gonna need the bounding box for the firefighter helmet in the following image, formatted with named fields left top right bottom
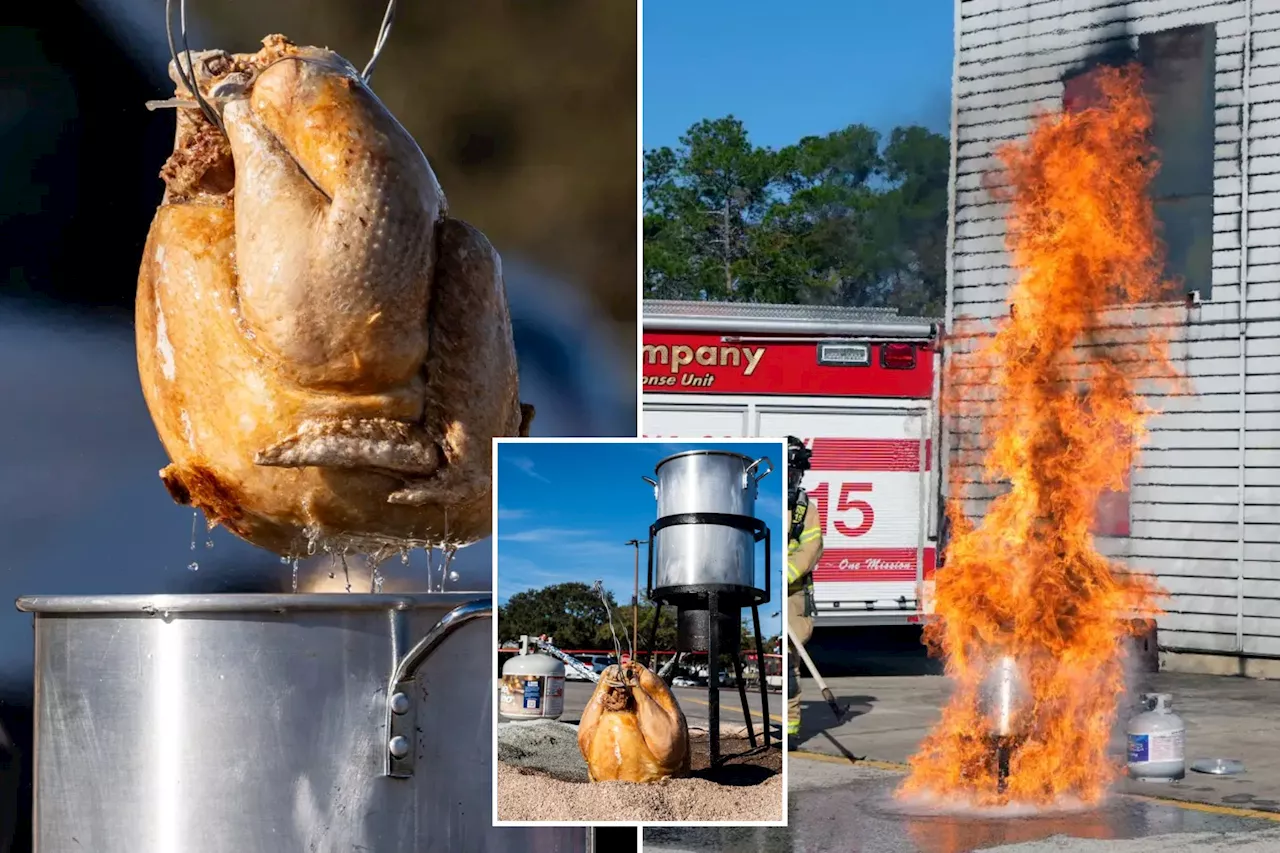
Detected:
left=787, top=436, right=812, bottom=474
left=787, top=436, right=811, bottom=504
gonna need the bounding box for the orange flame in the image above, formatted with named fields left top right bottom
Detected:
left=899, top=65, right=1182, bottom=807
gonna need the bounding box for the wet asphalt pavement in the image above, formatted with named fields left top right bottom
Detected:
left=643, top=760, right=1280, bottom=852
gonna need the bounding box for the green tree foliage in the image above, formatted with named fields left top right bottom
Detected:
left=644, top=116, right=949, bottom=316
left=498, top=582, right=614, bottom=649
left=599, top=604, right=679, bottom=654
left=497, top=583, right=782, bottom=678
left=497, top=583, right=681, bottom=652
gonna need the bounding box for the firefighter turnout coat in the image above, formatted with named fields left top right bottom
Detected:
left=787, top=495, right=823, bottom=647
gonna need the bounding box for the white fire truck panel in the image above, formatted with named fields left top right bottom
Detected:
left=755, top=408, right=931, bottom=619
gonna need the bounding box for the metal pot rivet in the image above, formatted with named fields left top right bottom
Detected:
left=388, top=736, right=411, bottom=759
left=390, top=692, right=411, bottom=715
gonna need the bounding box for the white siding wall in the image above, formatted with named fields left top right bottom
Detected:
left=948, top=0, right=1280, bottom=656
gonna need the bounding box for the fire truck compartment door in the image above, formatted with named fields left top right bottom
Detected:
left=642, top=403, right=749, bottom=438
left=755, top=407, right=930, bottom=615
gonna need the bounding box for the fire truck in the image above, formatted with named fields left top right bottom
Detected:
left=641, top=300, right=943, bottom=627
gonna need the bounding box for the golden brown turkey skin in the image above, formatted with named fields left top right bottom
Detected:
left=136, top=36, right=533, bottom=555
left=577, top=662, right=690, bottom=783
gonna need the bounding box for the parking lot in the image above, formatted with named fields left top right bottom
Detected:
left=646, top=759, right=1280, bottom=852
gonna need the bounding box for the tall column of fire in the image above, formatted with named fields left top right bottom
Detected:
left=900, top=66, right=1181, bottom=807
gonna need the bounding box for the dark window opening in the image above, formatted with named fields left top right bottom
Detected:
left=1062, top=24, right=1217, bottom=302
left=1093, top=470, right=1133, bottom=538
left=1084, top=402, right=1134, bottom=539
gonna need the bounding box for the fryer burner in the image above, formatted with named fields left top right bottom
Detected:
left=989, top=734, right=1026, bottom=794
left=677, top=605, right=741, bottom=654
left=959, top=732, right=1028, bottom=795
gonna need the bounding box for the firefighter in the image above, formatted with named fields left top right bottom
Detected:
left=786, top=435, right=823, bottom=745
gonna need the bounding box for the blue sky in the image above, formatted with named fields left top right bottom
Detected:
left=642, top=0, right=955, bottom=150
left=496, top=441, right=787, bottom=636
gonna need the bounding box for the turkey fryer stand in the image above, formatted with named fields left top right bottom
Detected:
left=641, top=513, right=773, bottom=768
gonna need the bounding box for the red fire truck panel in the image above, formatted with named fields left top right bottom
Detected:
left=643, top=332, right=934, bottom=398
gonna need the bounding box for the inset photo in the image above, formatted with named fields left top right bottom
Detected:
left=492, top=439, right=786, bottom=826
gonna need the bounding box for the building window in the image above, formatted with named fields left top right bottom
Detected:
left=1092, top=418, right=1134, bottom=539
left=1078, top=410, right=1134, bottom=540
left=1062, top=24, right=1217, bottom=302
left=1093, top=470, right=1132, bottom=538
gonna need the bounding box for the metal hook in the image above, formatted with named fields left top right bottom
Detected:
left=164, top=0, right=225, bottom=136
left=361, top=0, right=399, bottom=84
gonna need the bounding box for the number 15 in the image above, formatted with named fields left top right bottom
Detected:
left=808, top=482, right=875, bottom=537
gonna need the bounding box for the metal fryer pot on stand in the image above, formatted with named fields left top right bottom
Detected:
left=640, top=449, right=774, bottom=766
left=17, top=593, right=594, bottom=853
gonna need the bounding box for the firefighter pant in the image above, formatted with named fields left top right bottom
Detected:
left=787, top=588, right=813, bottom=737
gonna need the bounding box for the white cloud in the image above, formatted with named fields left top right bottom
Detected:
left=499, top=526, right=586, bottom=543
left=495, top=555, right=566, bottom=598
left=500, top=527, right=627, bottom=556
left=637, top=442, right=695, bottom=456
left=505, top=455, right=550, bottom=482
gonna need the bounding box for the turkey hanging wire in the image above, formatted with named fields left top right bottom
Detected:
left=595, top=580, right=631, bottom=688
left=149, top=0, right=399, bottom=126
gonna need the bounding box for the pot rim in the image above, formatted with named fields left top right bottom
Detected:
left=654, top=449, right=755, bottom=471
left=15, top=592, right=490, bottom=615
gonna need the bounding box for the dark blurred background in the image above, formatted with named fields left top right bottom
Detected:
left=0, top=1, right=637, bottom=849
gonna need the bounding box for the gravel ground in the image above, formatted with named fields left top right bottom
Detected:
left=497, top=763, right=784, bottom=822
left=496, top=721, right=782, bottom=822
left=497, top=720, right=589, bottom=782
left=688, top=735, right=782, bottom=784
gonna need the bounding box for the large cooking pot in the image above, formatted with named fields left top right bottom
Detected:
left=16, top=593, right=592, bottom=853
left=643, top=449, right=773, bottom=594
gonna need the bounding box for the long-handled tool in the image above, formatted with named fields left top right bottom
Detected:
left=787, top=622, right=848, bottom=721
left=522, top=635, right=600, bottom=683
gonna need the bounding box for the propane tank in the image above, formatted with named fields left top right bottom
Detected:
left=499, top=643, right=566, bottom=721
left=1127, top=693, right=1186, bottom=782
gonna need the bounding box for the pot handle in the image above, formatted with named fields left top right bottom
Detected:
left=744, top=456, right=773, bottom=488
left=384, top=597, right=491, bottom=778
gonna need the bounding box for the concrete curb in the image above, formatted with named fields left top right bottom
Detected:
left=791, top=748, right=909, bottom=772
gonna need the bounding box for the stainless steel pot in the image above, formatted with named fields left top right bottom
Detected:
left=643, top=450, right=773, bottom=592
left=17, top=593, right=592, bottom=853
